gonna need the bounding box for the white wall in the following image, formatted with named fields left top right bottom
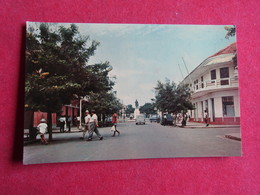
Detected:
left=192, top=89, right=239, bottom=118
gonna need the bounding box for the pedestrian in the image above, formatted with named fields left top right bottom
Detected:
left=181, top=113, right=187, bottom=127
left=111, top=112, right=120, bottom=136
left=204, top=110, right=209, bottom=126
left=163, top=114, right=167, bottom=126
left=37, top=118, right=48, bottom=145
left=76, top=115, right=80, bottom=129
left=59, top=115, right=66, bottom=133
left=67, top=115, right=72, bottom=132
left=81, top=110, right=91, bottom=139
left=173, top=113, right=177, bottom=126
left=87, top=110, right=103, bottom=141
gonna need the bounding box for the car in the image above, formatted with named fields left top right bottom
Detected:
left=149, top=115, right=160, bottom=123
left=161, top=114, right=174, bottom=126
left=136, top=115, right=145, bottom=125
left=103, top=117, right=113, bottom=127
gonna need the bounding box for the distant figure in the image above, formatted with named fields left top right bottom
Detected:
left=181, top=113, right=187, bottom=127
left=67, top=115, right=72, bottom=132
left=163, top=114, right=167, bottom=126
left=87, top=110, right=103, bottom=141
left=112, top=113, right=120, bottom=136
left=173, top=113, right=177, bottom=126
left=37, top=118, right=48, bottom=145
left=204, top=110, right=209, bottom=127
left=76, top=116, right=80, bottom=129
left=59, top=115, right=66, bottom=133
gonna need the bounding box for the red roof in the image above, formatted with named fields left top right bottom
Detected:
left=209, top=42, right=237, bottom=58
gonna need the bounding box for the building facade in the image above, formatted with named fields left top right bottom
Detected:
left=183, top=43, right=240, bottom=125
left=24, top=100, right=80, bottom=128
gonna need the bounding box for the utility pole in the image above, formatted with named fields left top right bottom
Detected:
left=182, top=57, right=193, bottom=84
left=178, top=64, right=184, bottom=81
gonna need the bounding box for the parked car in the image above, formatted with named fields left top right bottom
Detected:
left=161, top=114, right=174, bottom=126
left=103, top=117, right=113, bottom=127
left=149, top=115, right=160, bottom=123
left=136, top=115, right=145, bottom=125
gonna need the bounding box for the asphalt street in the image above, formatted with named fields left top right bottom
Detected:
left=23, top=121, right=242, bottom=164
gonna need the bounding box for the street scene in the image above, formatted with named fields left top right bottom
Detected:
left=24, top=22, right=241, bottom=164
left=24, top=119, right=241, bottom=164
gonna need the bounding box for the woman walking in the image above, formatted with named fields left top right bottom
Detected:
left=112, top=113, right=120, bottom=136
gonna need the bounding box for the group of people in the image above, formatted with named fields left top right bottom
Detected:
left=81, top=110, right=120, bottom=141
left=59, top=115, right=72, bottom=132
left=80, top=110, right=103, bottom=141
left=35, top=110, right=121, bottom=145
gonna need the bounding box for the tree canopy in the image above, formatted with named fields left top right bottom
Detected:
left=125, top=104, right=135, bottom=115
left=25, top=23, right=118, bottom=140
left=139, top=103, right=156, bottom=115
left=154, top=79, right=193, bottom=114
left=224, top=25, right=237, bottom=68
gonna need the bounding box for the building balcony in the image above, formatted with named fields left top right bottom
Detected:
left=191, top=77, right=239, bottom=98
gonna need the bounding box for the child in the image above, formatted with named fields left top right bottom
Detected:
left=37, top=118, right=48, bottom=145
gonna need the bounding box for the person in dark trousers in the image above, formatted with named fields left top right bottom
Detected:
left=163, top=114, right=167, bottom=126
left=204, top=110, right=209, bottom=126
left=59, top=115, right=65, bottom=133
left=112, top=112, right=120, bottom=136
left=67, top=115, right=72, bottom=132
left=87, top=110, right=103, bottom=141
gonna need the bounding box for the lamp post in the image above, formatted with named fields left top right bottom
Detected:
left=79, top=96, right=88, bottom=129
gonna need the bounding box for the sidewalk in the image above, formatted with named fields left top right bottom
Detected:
left=179, top=122, right=240, bottom=129
left=52, top=126, right=83, bottom=133
left=178, top=122, right=241, bottom=141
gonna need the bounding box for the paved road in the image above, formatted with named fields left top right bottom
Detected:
left=23, top=121, right=242, bottom=164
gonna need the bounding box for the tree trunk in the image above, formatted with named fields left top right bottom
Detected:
left=47, top=111, right=53, bottom=141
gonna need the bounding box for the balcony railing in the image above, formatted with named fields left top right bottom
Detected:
left=192, top=77, right=239, bottom=92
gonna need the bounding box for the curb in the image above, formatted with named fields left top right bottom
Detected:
left=178, top=125, right=240, bottom=129
left=224, top=135, right=241, bottom=141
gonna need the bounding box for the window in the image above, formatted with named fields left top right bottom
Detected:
left=194, top=79, right=198, bottom=90
left=220, top=67, right=229, bottom=78
left=220, top=67, right=229, bottom=85
left=201, top=76, right=204, bottom=88
left=222, top=96, right=235, bottom=116
left=211, top=70, right=216, bottom=80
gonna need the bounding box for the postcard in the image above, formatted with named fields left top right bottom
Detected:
left=24, top=22, right=241, bottom=164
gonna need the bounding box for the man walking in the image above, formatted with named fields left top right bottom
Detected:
left=80, top=110, right=91, bottom=139
left=87, top=110, right=103, bottom=141
left=204, top=110, right=209, bottom=127
left=59, top=115, right=66, bottom=133
left=67, top=115, right=72, bottom=132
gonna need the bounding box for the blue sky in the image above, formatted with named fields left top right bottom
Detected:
left=29, top=22, right=236, bottom=106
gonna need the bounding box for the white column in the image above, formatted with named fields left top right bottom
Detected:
left=208, top=98, right=213, bottom=122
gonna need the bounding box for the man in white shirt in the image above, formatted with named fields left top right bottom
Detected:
left=204, top=110, right=209, bottom=127
left=80, top=110, right=91, bottom=139
left=87, top=110, right=103, bottom=141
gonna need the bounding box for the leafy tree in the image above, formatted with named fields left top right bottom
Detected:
left=224, top=25, right=236, bottom=39
left=139, top=103, right=156, bottom=116
left=83, top=91, right=123, bottom=122
left=224, top=25, right=237, bottom=68
left=125, top=104, right=135, bottom=115
left=154, top=79, right=193, bottom=114
left=25, top=23, right=111, bottom=140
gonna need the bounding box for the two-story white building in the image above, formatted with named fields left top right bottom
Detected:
left=182, top=42, right=240, bottom=125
